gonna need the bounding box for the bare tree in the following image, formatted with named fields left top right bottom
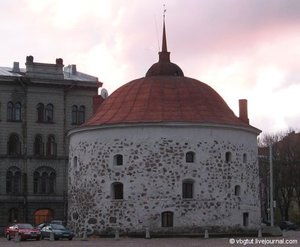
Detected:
left=259, top=130, right=300, bottom=221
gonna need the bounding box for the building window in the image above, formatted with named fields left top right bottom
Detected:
left=45, top=104, right=53, bottom=122
left=71, top=105, right=78, bottom=124
left=33, top=172, right=39, bottom=193
left=225, top=151, right=232, bottom=163
left=182, top=179, right=194, bottom=199
left=37, top=103, right=44, bottom=122
left=49, top=172, right=56, bottom=194
left=33, top=167, right=56, bottom=194
left=112, top=182, right=123, bottom=199
left=8, top=133, right=21, bottom=155
left=41, top=172, right=47, bottom=193
left=6, top=167, right=22, bottom=194
left=7, top=102, right=21, bottom=121
left=186, top=151, right=195, bottom=163
left=8, top=208, right=19, bottom=223
left=243, top=212, right=249, bottom=227
left=34, top=135, right=44, bottom=156
left=243, top=153, right=247, bottom=163
left=15, top=102, right=21, bottom=121
left=78, top=105, right=85, bottom=124
left=114, top=154, right=123, bottom=166
left=7, top=102, right=13, bottom=120
left=36, top=103, right=54, bottom=123
left=46, top=135, right=57, bottom=157
left=72, top=105, right=86, bottom=125
left=234, top=185, right=241, bottom=196
left=162, top=211, right=173, bottom=227
left=73, top=156, right=78, bottom=168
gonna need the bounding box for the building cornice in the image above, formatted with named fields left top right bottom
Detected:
left=68, top=121, right=261, bottom=138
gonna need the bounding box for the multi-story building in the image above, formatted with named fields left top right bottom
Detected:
left=0, top=56, right=102, bottom=232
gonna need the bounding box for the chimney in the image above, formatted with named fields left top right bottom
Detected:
left=12, top=62, right=20, bottom=73
left=71, top=64, right=77, bottom=75
left=26, top=55, right=34, bottom=64
left=56, top=58, right=63, bottom=65
left=239, top=99, right=249, bottom=124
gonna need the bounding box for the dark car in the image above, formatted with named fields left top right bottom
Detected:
left=41, top=223, right=74, bottom=240
left=279, top=221, right=298, bottom=230
left=37, top=223, right=47, bottom=229
left=262, top=219, right=271, bottom=226
left=37, top=220, right=64, bottom=229
left=5, top=223, right=41, bottom=241
left=51, top=220, right=64, bottom=225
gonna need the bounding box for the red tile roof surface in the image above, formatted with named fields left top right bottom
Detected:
left=84, top=75, right=251, bottom=128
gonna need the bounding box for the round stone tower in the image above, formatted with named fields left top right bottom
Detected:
left=68, top=21, right=261, bottom=236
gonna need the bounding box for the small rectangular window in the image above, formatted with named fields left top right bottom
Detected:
left=114, top=154, right=123, bottom=166
left=182, top=181, right=193, bottom=199
left=225, top=152, right=232, bottom=163
left=162, top=212, right=173, bottom=227
left=234, top=185, right=241, bottom=196
left=243, top=212, right=249, bottom=227
left=73, top=156, right=78, bottom=168
left=113, top=183, right=123, bottom=199
left=243, top=153, right=247, bottom=163
left=186, top=152, right=195, bottom=163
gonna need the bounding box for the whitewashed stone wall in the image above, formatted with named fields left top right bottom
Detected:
left=68, top=124, right=261, bottom=235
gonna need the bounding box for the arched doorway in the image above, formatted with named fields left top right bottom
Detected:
left=34, top=209, right=54, bottom=225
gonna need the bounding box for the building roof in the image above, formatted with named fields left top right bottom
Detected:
left=0, top=67, right=24, bottom=77
left=85, top=75, right=252, bottom=127
left=0, top=66, right=99, bottom=82
left=83, top=21, right=258, bottom=133
left=0, top=59, right=101, bottom=88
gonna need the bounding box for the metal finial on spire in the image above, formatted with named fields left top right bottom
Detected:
left=162, top=4, right=167, bottom=52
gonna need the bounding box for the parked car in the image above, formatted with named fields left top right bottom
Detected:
left=41, top=223, right=74, bottom=240
left=279, top=221, right=298, bottom=230
left=51, top=220, right=64, bottom=225
left=37, top=220, right=64, bottom=229
left=36, top=223, right=47, bottom=229
left=5, top=223, right=41, bottom=241
left=262, top=219, right=271, bottom=226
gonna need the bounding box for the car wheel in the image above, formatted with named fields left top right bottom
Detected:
left=6, top=234, right=11, bottom=241
left=68, top=237, right=73, bottom=240
left=36, top=236, right=41, bottom=241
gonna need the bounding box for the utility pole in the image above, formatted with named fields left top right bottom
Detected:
left=269, top=145, right=274, bottom=227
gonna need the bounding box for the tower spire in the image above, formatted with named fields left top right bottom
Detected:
left=159, top=5, right=170, bottom=62
left=145, top=5, right=184, bottom=77
left=162, top=6, right=167, bottom=52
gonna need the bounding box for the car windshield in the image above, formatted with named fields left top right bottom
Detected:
left=37, top=223, right=46, bottom=229
left=18, top=224, right=33, bottom=229
left=51, top=224, right=66, bottom=230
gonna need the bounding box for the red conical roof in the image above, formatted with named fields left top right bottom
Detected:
left=83, top=21, right=257, bottom=131
left=84, top=76, right=252, bottom=128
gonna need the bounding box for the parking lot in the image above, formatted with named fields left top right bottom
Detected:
left=0, top=230, right=299, bottom=247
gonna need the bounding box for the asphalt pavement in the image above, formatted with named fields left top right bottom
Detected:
left=0, top=230, right=299, bottom=247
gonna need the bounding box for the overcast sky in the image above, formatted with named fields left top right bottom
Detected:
left=1, top=0, right=300, bottom=135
